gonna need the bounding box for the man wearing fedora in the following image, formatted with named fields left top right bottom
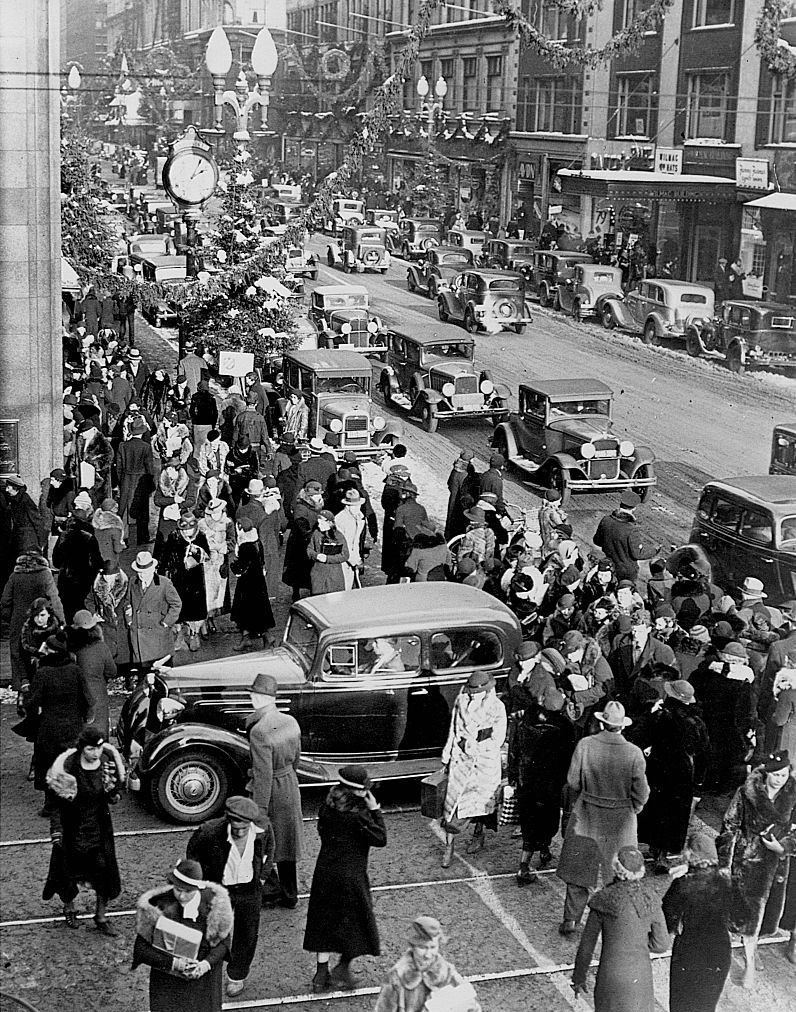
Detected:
left=247, top=673, right=303, bottom=909
left=187, top=796, right=275, bottom=997
left=178, top=340, right=208, bottom=396
left=298, top=437, right=337, bottom=493
left=117, top=415, right=155, bottom=548
left=593, top=490, right=658, bottom=585
left=556, top=700, right=649, bottom=935
left=123, top=347, right=150, bottom=398
left=123, top=551, right=182, bottom=676
left=335, top=488, right=367, bottom=589
left=738, top=575, right=784, bottom=629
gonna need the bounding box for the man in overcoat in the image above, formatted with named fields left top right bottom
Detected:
left=556, top=700, right=649, bottom=935
left=117, top=415, right=155, bottom=547
left=187, top=796, right=275, bottom=997
left=122, top=551, right=182, bottom=673
left=246, top=672, right=303, bottom=908
left=593, top=490, right=657, bottom=584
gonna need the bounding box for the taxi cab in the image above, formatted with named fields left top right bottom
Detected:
left=117, top=584, right=522, bottom=822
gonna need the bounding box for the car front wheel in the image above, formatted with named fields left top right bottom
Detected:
left=421, top=403, right=438, bottom=433
left=513, top=323, right=526, bottom=334
left=642, top=320, right=659, bottom=345
left=539, top=286, right=551, bottom=308
left=407, top=273, right=416, bottom=292
left=151, top=750, right=231, bottom=824
left=438, top=300, right=449, bottom=323
left=572, top=299, right=582, bottom=322
left=491, top=398, right=506, bottom=427
left=634, top=466, right=652, bottom=502
left=726, top=345, right=745, bottom=374
left=602, top=306, right=615, bottom=329
left=547, top=462, right=571, bottom=505
left=464, top=310, right=478, bottom=334
left=685, top=329, right=702, bottom=357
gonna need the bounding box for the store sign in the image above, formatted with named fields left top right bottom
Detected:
left=588, top=138, right=655, bottom=171
left=655, top=148, right=682, bottom=175
left=735, top=158, right=769, bottom=190
left=0, top=419, right=20, bottom=476
left=518, top=161, right=536, bottom=181
left=218, top=351, right=255, bottom=377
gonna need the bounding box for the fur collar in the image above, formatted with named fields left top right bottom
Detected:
left=93, top=509, right=124, bottom=532
left=589, top=879, right=660, bottom=918
left=46, top=745, right=126, bottom=800
left=390, top=952, right=460, bottom=991
left=135, top=883, right=233, bottom=948
left=743, top=767, right=796, bottom=823
left=13, top=554, right=49, bottom=574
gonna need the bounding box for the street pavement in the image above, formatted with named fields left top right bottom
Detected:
left=2, top=238, right=795, bottom=1011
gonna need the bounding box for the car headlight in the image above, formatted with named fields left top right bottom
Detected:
left=367, top=320, right=379, bottom=334
left=581, top=442, right=596, bottom=459
left=619, top=440, right=635, bottom=457
left=329, top=418, right=343, bottom=432
left=442, top=382, right=455, bottom=398
left=480, top=379, right=494, bottom=395
left=341, top=322, right=352, bottom=335
left=156, top=697, right=185, bottom=723
left=372, top=415, right=386, bottom=430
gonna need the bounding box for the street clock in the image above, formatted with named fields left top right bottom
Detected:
left=162, top=125, right=219, bottom=207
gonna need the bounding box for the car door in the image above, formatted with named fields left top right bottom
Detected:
left=693, top=490, right=745, bottom=587
left=390, top=332, right=410, bottom=389
left=623, top=282, right=646, bottom=328
left=446, top=274, right=467, bottom=320
left=559, top=263, right=578, bottom=312
left=513, top=389, right=548, bottom=461
left=736, top=504, right=781, bottom=595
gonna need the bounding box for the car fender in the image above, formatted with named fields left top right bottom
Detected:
left=407, top=265, right=421, bottom=286
left=375, top=418, right=404, bottom=442
left=728, top=337, right=747, bottom=362
left=630, top=447, right=656, bottom=470
left=644, top=314, right=664, bottom=338
left=140, top=722, right=250, bottom=780
left=493, top=382, right=511, bottom=400
left=492, top=421, right=519, bottom=458
left=548, top=451, right=579, bottom=472
left=419, top=387, right=443, bottom=406
left=603, top=297, right=633, bottom=329
left=327, top=244, right=341, bottom=264
left=380, top=367, right=399, bottom=393
left=438, top=290, right=455, bottom=312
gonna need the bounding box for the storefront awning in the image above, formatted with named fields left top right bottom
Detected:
left=744, top=192, right=796, bottom=212
left=558, top=168, right=738, bottom=203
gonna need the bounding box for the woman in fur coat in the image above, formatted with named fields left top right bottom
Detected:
left=663, top=831, right=735, bottom=1012
left=43, top=725, right=124, bottom=933
left=133, top=858, right=233, bottom=1012
left=230, top=517, right=274, bottom=650
left=717, top=751, right=796, bottom=987
left=67, top=611, right=117, bottom=738
left=91, top=498, right=125, bottom=568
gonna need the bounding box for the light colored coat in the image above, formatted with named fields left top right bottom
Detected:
left=122, top=573, right=182, bottom=664
left=442, top=689, right=507, bottom=821
left=247, top=705, right=304, bottom=862
left=557, top=730, right=649, bottom=888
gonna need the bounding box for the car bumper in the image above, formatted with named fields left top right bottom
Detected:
left=568, top=474, right=657, bottom=491
left=437, top=406, right=508, bottom=421
left=744, top=353, right=796, bottom=370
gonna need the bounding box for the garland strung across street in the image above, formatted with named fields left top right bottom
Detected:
left=755, top=0, right=796, bottom=79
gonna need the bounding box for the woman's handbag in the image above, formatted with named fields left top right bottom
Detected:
left=420, top=769, right=448, bottom=819
left=499, top=782, right=519, bottom=826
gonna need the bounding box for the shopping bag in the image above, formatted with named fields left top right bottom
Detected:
left=499, top=783, right=519, bottom=826
left=420, top=769, right=448, bottom=819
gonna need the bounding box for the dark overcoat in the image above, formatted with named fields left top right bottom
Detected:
left=303, top=797, right=387, bottom=958
left=230, top=540, right=274, bottom=634
left=691, top=659, right=755, bottom=790
left=1, top=554, right=64, bottom=688
left=29, top=651, right=91, bottom=789
left=634, top=697, right=710, bottom=854
left=307, top=527, right=349, bottom=595
left=663, top=868, right=734, bottom=1012
left=246, top=707, right=304, bottom=861
left=117, top=437, right=155, bottom=518
left=159, top=531, right=210, bottom=623
left=282, top=498, right=321, bottom=591
left=132, top=883, right=232, bottom=1012
left=53, top=516, right=103, bottom=620
left=717, top=767, right=796, bottom=936
left=70, top=626, right=117, bottom=738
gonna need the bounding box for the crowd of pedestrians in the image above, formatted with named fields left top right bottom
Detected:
left=2, top=320, right=796, bottom=1012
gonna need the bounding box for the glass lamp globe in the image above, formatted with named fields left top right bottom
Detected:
left=205, top=26, right=233, bottom=77
left=251, top=27, right=278, bottom=77
left=416, top=75, right=430, bottom=99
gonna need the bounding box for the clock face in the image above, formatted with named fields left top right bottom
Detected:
left=164, top=149, right=218, bottom=205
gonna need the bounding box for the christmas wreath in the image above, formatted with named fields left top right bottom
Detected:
left=756, top=0, right=796, bottom=80
left=321, top=48, right=351, bottom=82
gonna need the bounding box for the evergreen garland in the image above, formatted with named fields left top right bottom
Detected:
left=756, top=0, right=796, bottom=79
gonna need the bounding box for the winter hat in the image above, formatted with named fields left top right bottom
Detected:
left=459, top=449, right=474, bottom=462
left=516, top=641, right=541, bottom=663
left=457, top=557, right=477, bottom=576
left=78, top=419, right=96, bottom=432
left=318, top=509, right=335, bottom=522
left=407, top=916, right=447, bottom=945
left=100, top=497, right=117, bottom=512
left=338, top=765, right=372, bottom=790
left=168, top=859, right=204, bottom=890
left=619, top=490, right=641, bottom=509
left=689, top=624, right=710, bottom=644
left=557, top=593, right=576, bottom=610
left=561, top=630, right=584, bottom=654
left=762, top=750, right=791, bottom=773
left=464, top=670, right=495, bottom=694
left=77, top=724, right=106, bottom=750
left=540, top=648, right=567, bottom=674
left=71, top=609, right=101, bottom=630
left=676, top=597, right=700, bottom=632
left=251, top=672, right=278, bottom=696
left=720, top=641, right=748, bottom=662
left=614, top=846, right=645, bottom=880
left=686, top=831, right=718, bottom=867
left=73, top=491, right=93, bottom=512
left=130, top=416, right=147, bottom=435
left=50, top=468, right=67, bottom=481
left=664, top=680, right=695, bottom=705
left=541, top=687, right=566, bottom=713
left=654, top=603, right=676, bottom=620
left=225, top=796, right=261, bottom=824
left=544, top=489, right=562, bottom=503
left=304, top=480, right=323, bottom=495
left=716, top=594, right=737, bottom=614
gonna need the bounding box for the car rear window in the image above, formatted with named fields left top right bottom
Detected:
left=512, top=245, right=535, bottom=256
left=358, top=231, right=383, bottom=243
left=441, top=253, right=470, bottom=265
left=417, top=224, right=438, bottom=232
left=489, top=280, right=521, bottom=291
left=680, top=293, right=708, bottom=304
left=593, top=271, right=616, bottom=281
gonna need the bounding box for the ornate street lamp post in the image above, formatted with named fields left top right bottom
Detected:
left=205, top=25, right=278, bottom=155
left=416, top=74, right=447, bottom=141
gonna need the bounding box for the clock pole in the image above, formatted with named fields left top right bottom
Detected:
left=162, top=125, right=219, bottom=280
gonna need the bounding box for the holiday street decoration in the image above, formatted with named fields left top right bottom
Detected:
left=320, top=48, right=351, bottom=82
left=756, top=0, right=796, bottom=79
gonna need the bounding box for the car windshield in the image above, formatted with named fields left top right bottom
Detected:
left=780, top=516, right=796, bottom=552
left=423, top=342, right=474, bottom=360
left=357, top=232, right=383, bottom=245
left=341, top=202, right=361, bottom=211
left=416, top=224, right=438, bottom=232
left=512, top=245, right=535, bottom=256
left=549, top=398, right=611, bottom=416
left=283, top=613, right=319, bottom=670
left=592, top=271, right=618, bottom=281
left=287, top=248, right=303, bottom=258
left=680, top=293, right=708, bottom=304
left=315, top=375, right=370, bottom=394
left=489, top=279, right=521, bottom=291
left=440, top=253, right=471, bottom=266
left=320, top=294, right=368, bottom=309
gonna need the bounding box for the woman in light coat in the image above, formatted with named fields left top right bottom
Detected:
left=198, top=498, right=234, bottom=633
left=440, top=670, right=507, bottom=866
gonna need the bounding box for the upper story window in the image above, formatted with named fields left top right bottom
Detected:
left=692, top=0, right=735, bottom=27
left=462, top=56, right=479, bottom=111
left=535, top=2, right=567, bottom=40
left=614, top=73, right=656, bottom=138
left=486, top=55, right=503, bottom=112
left=533, top=76, right=581, bottom=134
left=768, top=77, right=796, bottom=144
left=686, top=71, right=731, bottom=140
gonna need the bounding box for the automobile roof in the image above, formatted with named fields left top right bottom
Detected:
left=774, top=422, right=796, bottom=436
left=520, top=377, right=614, bottom=399
left=285, top=348, right=372, bottom=372
left=390, top=328, right=475, bottom=347
left=407, top=217, right=440, bottom=225
left=313, top=284, right=369, bottom=297
left=433, top=245, right=473, bottom=255
left=723, top=300, right=795, bottom=313
left=465, top=268, right=525, bottom=280
left=295, top=583, right=520, bottom=633
left=138, top=255, right=187, bottom=268
left=704, top=476, right=796, bottom=508
left=646, top=278, right=713, bottom=288
left=448, top=229, right=489, bottom=237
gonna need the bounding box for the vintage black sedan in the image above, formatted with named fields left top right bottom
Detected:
left=406, top=245, right=474, bottom=298
left=685, top=300, right=796, bottom=374
left=117, top=584, right=522, bottom=823
left=438, top=269, right=531, bottom=334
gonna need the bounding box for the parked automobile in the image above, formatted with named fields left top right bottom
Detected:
left=139, top=256, right=188, bottom=327
left=118, top=583, right=522, bottom=821
left=602, top=278, right=714, bottom=345
left=283, top=243, right=319, bottom=281
left=557, top=263, right=624, bottom=321
left=446, top=229, right=489, bottom=256
left=528, top=251, right=592, bottom=308
left=326, top=225, right=390, bottom=274
left=397, top=217, right=443, bottom=260
left=684, top=300, right=796, bottom=374
left=770, top=423, right=796, bottom=477
left=127, top=233, right=174, bottom=265
left=437, top=269, right=531, bottom=334
left=281, top=348, right=402, bottom=456
left=406, top=245, right=474, bottom=298
left=480, top=238, right=537, bottom=277
left=491, top=378, right=656, bottom=503
left=378, top=329, right=510, bottom=433
left=309, top=285, right=386, bottom=361
left=690, top=476, right=796, bottom=606
left=262, top=200, right=306, bottom=228
left=326, top=197, right=365, bottom=233
left=365, top=208, right=400, bottom=249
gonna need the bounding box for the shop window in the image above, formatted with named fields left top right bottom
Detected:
left=420, top=60, right=433, bottom=88
left=462, top=56, right=478, bottom=111
left=686, top=72, right=730, bottom=140
left=486, top=55, right=503, bottom=112
left=768, top=78, right=796, bottom=144
left=692, top=0, right=735, bottom=26
left=614, top=73, right=656, bottom=138
left=533, top=77, right=580, bottom=133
